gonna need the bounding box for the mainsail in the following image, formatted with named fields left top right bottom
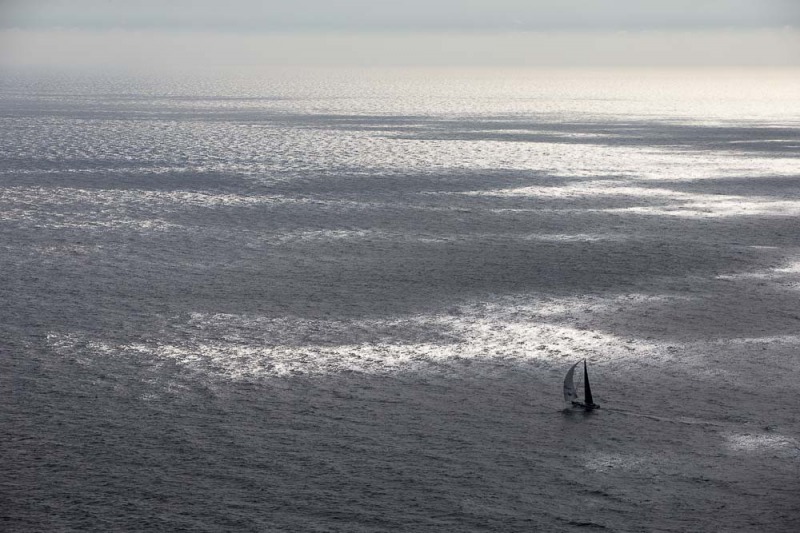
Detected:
left=583, top=359, right=594, bottom=407
left=563, top=361, right=580, bottom=403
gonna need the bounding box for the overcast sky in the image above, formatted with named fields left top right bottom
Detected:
left=1, top=0, right=798, bottom=67
left=3, top=0, right=799, bottom=31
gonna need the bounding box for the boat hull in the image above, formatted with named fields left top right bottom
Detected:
left=571, top=401, right=599, bottom=411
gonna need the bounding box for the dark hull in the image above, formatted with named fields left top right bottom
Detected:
left=572, top=401, right=600, bottom=411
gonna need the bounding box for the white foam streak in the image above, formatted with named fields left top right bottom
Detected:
left=44, top=294, right=668, bottom=380
left=472, top=180, right=800, bottom=218
left=724, top=433, right=800, bottom=456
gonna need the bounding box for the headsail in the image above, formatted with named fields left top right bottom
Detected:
left=563, top=361, right=580, bottom=403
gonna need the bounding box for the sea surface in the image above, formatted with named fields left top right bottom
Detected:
left=2, top=67, right=800, bottom=531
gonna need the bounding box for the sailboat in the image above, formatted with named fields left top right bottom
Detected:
left=563, top=359, right=599, bottom=410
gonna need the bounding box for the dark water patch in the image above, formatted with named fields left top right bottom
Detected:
left=0, top=169, right=257, bottom=194
left=596, top=278, right=800, bottom=341
left=387, top=118, right=800, bottom=157
left=0, top=222, right=781, bottom=334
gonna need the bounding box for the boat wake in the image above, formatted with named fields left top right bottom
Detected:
left=601, top=407, right=738, bottom=427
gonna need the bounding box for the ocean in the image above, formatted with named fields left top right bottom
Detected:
left=2, top=67, right=800, bottom=531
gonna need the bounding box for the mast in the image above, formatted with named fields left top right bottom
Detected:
left=583, top=359, right=594, bottom=406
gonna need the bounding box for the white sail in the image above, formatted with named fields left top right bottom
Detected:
left=563, top=361, right=580, bottom=403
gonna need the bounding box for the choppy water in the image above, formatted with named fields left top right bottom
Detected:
left=2, top=67, right=800, bottom=531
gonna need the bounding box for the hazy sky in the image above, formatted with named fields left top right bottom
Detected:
left=1, top=0, right=798, bottom=67
left=3, top=0, right=798, bottom=31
